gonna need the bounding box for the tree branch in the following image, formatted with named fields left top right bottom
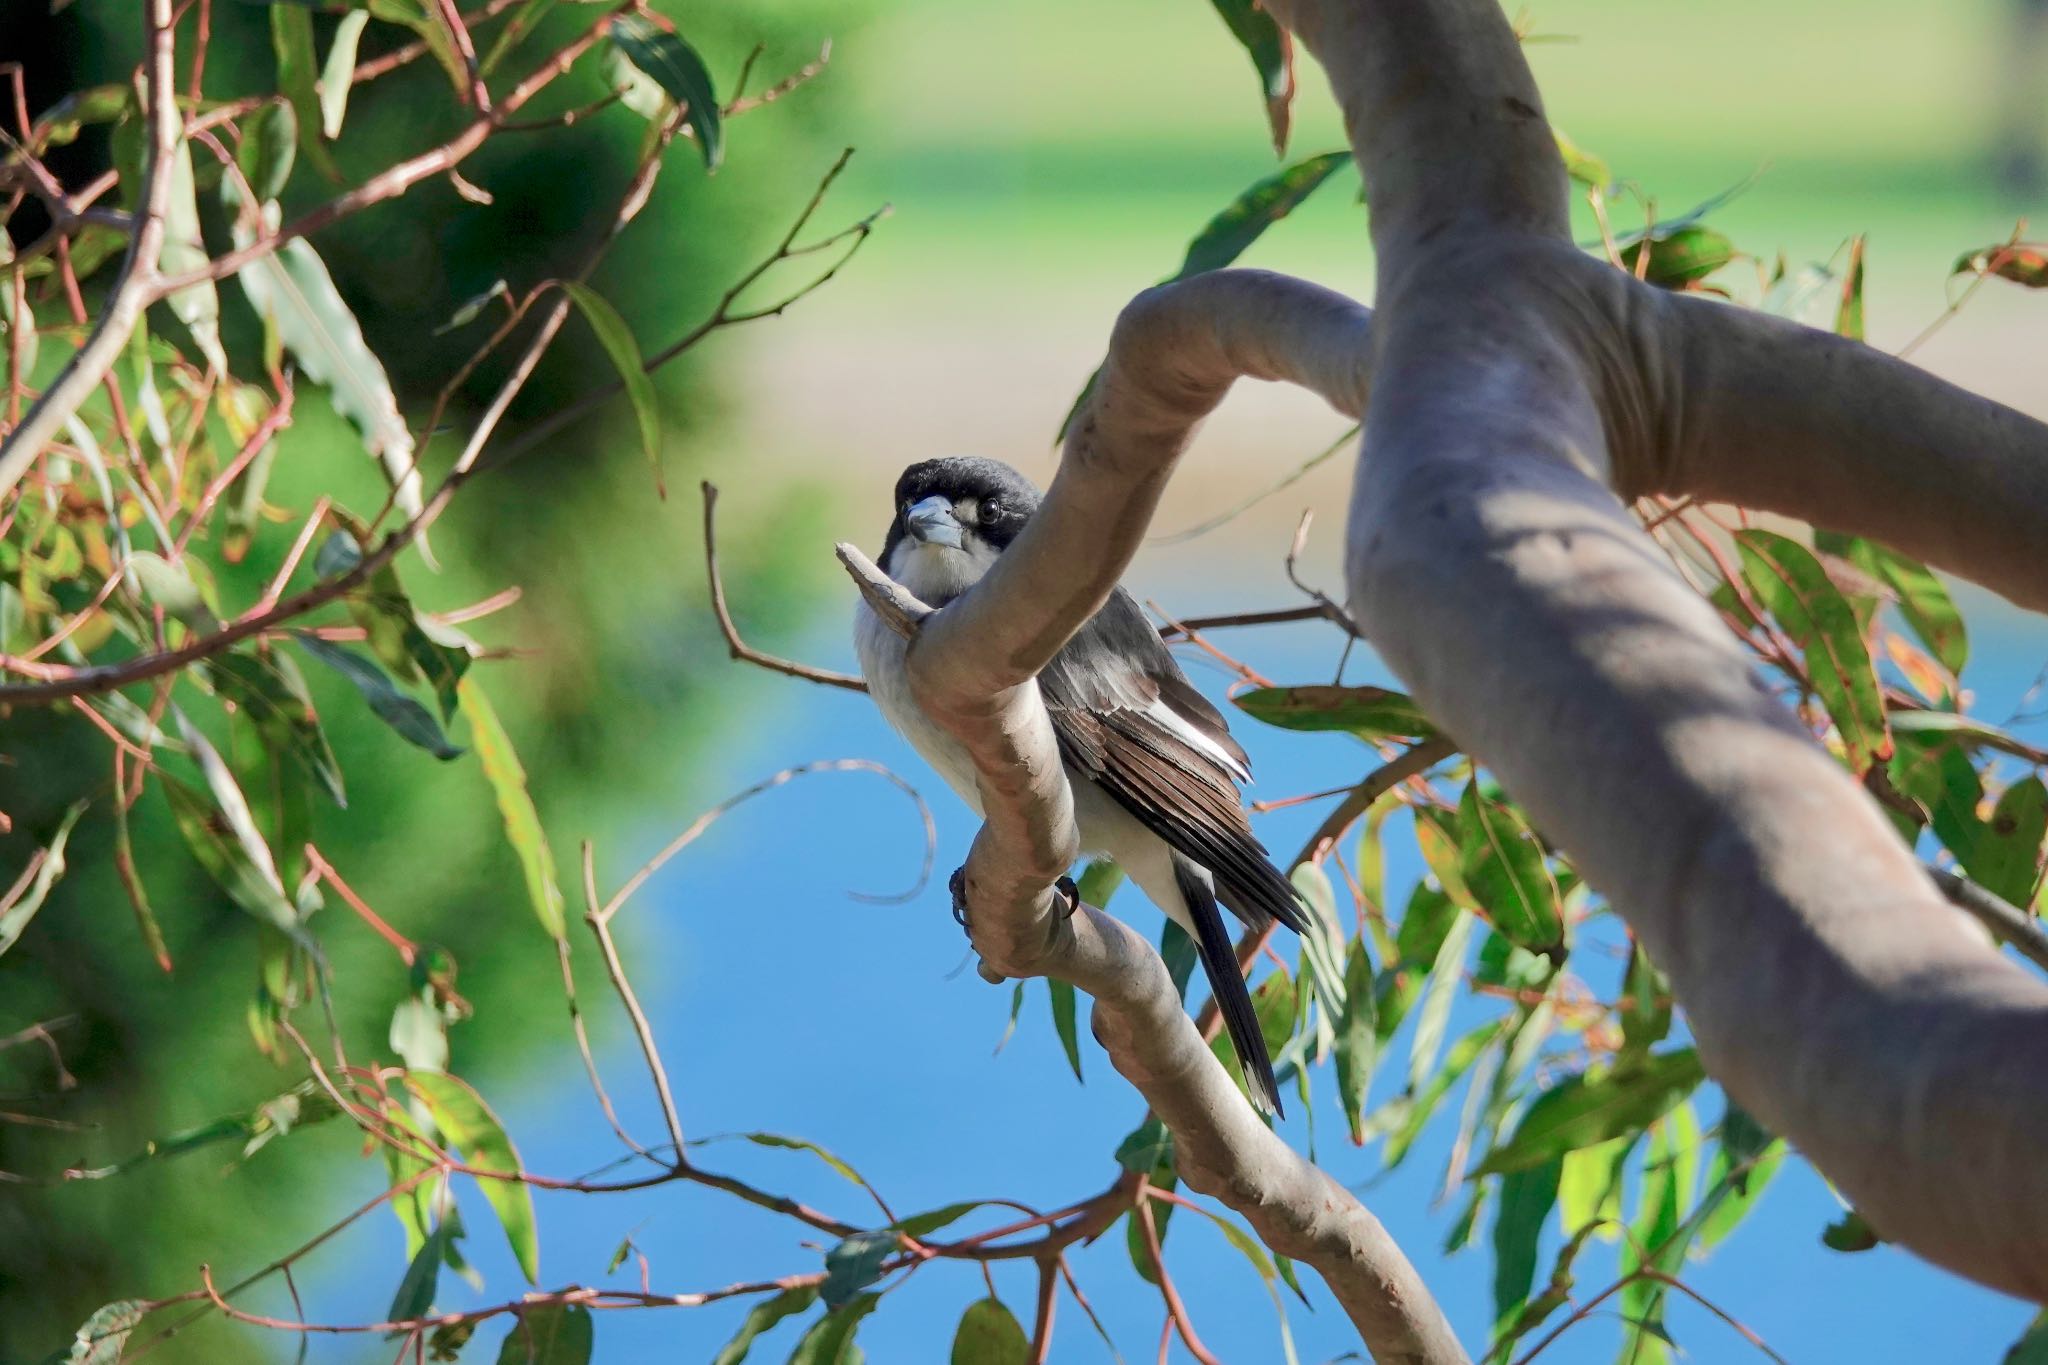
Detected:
left=1658, top=295, right=2048, bottom=612
left=703, top=482, right=867, bottom=691
left=1263, top=0, right=2048, bottom=1304
left=0, top=0, right=177, bottom=499
left=835, top=267, right=1463, bottom=1364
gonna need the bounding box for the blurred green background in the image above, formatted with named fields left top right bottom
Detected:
left=2, top=0, right=2044, bottom=1360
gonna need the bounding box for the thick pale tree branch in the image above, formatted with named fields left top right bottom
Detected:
left=0, top=0, right=177, bottom=498
left=1657, top=295, right=2048, bottom=612
left=839, top=274, right=1469, bottom=1364
left=1265, top=0, right=2048, bottom=1304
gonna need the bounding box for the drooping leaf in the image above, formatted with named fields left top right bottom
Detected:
left=821, top=1231, right=897, bottom=1309
left=1047, top=978, right=1084, bottom=1082
left=1695, top=1104, right=1785, bottom=1252
left=786, top=1292, right=881, bottom=1365
left=482, top=0, right=559, bottom=74
left=1205, top=0, right=1297, bottom=154
left=226, top=196, right=421, bottom=525
left=386, top=1213, right=458, bottom=1329
left=406, top=1073, right=540, bottom=1283
left=1458, top=781, right=1563, bottom=952
left=160, top=771, right=304, bottom=936
left=1381, top=1018, right=1507, bottom=1171
left=1556, top=1135, right=1629, bottom=1240
left=1736, top=528, right=1890, bottom=771
left=1814, top=531, right=1968, bottom=676
left=126, top=550, right=219, bottom=628
left=558, top=282, right=664, bottom=495
left=1476, top=1048, right=1705, bottom=1176
left=209, top=649, right=345, bottom=806
left=1554, top=127, right=1610, bottom=191
left=62, top=1300, right=150, bottom=1365
left=1408, top=905, right=1474, bottom=1090
left=0, top=800, right=87, bottom=957
left=1492, top=1157, right=1564, bottom=1333
left=240, top=99, right=298, bottom=210
left=709, top=1285, right=819, bottom=1365
left=950, top=1297, right=1028, bottom=1365
left=458, top=676, right=565, bottom=937
left=1335, top=937, right=1378, bottom=1143
left=494, top=1303, right=592, bottom=1364
left=160, top=138, right=227, bottom=372
left=1967, top=776, right=2048, bottom=913
left=1114, top=1117, right=1173, bottom=1176
left=1159, top=918, right=1198, bottom=1001
left=1952, top=241, right=2048, bottom=288
left=610, top=15, right=722, bottom=169
left=1618, top=941, right=1672, bottom=1057
left=294, top=633, right=464, bottom=759
left=319, top=11, right=372, bottom=139
left=269, top=4, right=342, bottom=180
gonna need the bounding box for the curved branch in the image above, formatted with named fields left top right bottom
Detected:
left=0, top=0, right=177, bottom=499
left=1656, top=295, right=2048, bottom=612
left=836, top=268, right=1464, bottom=1364
left=703, top=482, right=867, bottom=691
left=1260, top=0, right=2048, bottom=1306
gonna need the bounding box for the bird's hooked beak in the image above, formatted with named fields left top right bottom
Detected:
left=905, top=495, right=965, bottom=550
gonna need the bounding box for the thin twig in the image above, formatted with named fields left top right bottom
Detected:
left=702, top=482, right=867, bottom=691
left=582, top=842, right=688, bottom=1163
left=1929, top=865, right=2048, bottom=973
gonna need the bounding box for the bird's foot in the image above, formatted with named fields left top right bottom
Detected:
left=1053, top=875, right=1081, bottom=920
left=948, top=866, right=970, bottom=928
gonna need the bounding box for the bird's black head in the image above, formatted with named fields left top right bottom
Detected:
left=879, top=459, right=1043, bottom=598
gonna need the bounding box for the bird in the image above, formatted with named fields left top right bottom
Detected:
left=852, top=455, right=1308, bottom=1116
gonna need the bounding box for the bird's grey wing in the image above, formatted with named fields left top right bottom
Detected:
left=1039, top=589, right=1306, bottom=934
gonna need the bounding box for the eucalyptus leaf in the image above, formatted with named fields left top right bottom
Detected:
left=610, top=16, right=722, bottom=169
left=407, top=1072, right=540, bottom=1283
left=558, top=282, right=663, bottom=494
left=294, top=633, right=464, bottom=760
left=319, top=11, right=371, bottom=139
left=458, top=676, right=565, bottom=937
left=0, top=801, right=87, bottom=958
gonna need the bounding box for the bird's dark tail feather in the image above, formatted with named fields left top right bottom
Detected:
left=1215, top=852, right=1311, bottom=939
left=1175, top=854, right=1283, bottom=1118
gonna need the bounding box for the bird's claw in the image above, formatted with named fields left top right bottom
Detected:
left=948, top=866, right=970, bottom=928
left=1053, top=875, right=1081, bottom=920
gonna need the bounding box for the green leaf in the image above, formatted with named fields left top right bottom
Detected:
left=1159, top=918, right=1198, bottom=1001
left=62, top=1300, right=150, bottom=1365
left=406, top=1073, right=540, bottom=1283
left=1477, top=1048, right=1705, bottom=1177
left=1821, top=1208, right=1881, bottom=1253
left=1408, top=907, right=1474, bottom=1090
left=1619, top=223, right=1736, bottom=288
left=0, top=800, right=86, bottom=958
left=1967, top=776, right=2048, bottom=908
left=1205, top=0, right=1297, bottom=155
left=1736, top=528, right=1890, bottom=771
left=950, top=1298, right=1028, bottom=1365
left=1554, top=128, right=1610, bottom=191
left=1234, top=684, right=1434, bottom=741
left=235, top=98, right=298, bottom=214
left=1492, top=1157, right=1563, bottom=1333
left=1047, top=978, right=1084, bottom=1081
left=209, top=650, right=345, bottom=806
left=161, top=138, right=228, bottom=372
left=1834, top=234, right=1867, bottom=341
left=822, top=1231, right=897, bottom=1309
left=1814, top=532, right=1968, bottom=676
left=710, top=1285, right=819, bottom=1365
left=27, top=84, right=130, bottom=156
left=558, top=282, right=663, bottom=495
left=1695, top=1105, right=1785, bottom=1252
left=494, top=1303, right=592, bottom=1364
left=482, top=0, right=559, bottom=74
left=2004, top=1312, right=2048, bottom=1365
left=1114, top=1117, right=1173, bottom=1175
left=161, top=771, right=304, bottom=936
left=319, top=11, right=371, bottom=139
left=891, top=1201, right=988, bottom=1241
left=458, top=676, right=565, bottom=937
left=1556, top=1135, right=1629, bottom=1239
left=270, top=4, right=342, bottom=180
left=125, top=550, right=219, bottom=628
left=1618, top=942, right=1671, bottom=1057
left=1076, top=858, right=1124, bottom=907
left=610, top=16, right=722, bottom=169
left=295, top=634, right=464, bottom=760
left=224, top=196, right=420, bottom=526
left=1335, top=937, right=1378, bottom=1143
left=1382, top=1018, right=1506, bottom=1170
left=1458, top=781, right=1563, bottom=952
left=786, top=1292, right=881, bottom=1365
left=1178, top=152, right=1347, bottom=279
left=723, top=1132, right=873, bottom=1191
left=1953, top=242, right=2048, bottom=288
left=387, top=1214, right=457, bottom=1328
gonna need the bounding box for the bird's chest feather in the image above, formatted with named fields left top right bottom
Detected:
left=853, top=601, right=987, bottom=815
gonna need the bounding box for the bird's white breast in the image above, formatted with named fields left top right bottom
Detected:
left=853, top=599, right=986, bottom=816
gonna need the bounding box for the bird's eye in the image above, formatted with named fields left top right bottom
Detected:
left=983, top=498, right=1002, bottom=518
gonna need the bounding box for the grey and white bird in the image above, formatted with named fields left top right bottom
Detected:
left=853, top=456, right=1308, bottom=1115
